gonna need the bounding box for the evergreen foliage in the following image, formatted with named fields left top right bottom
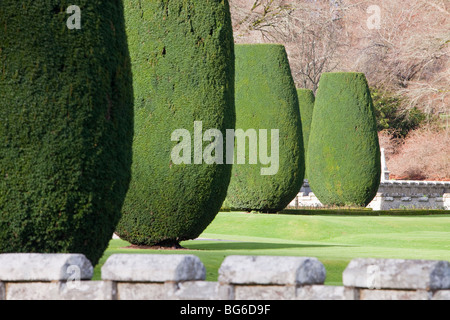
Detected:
left=116, top=0, right=235, bottom=246
left=307, top=72, right=381, bottom=207
left=297, top=89, right=315, bottom=179
left=371, top=88, right=426, bottom=138
left=0, top=1, right=134, bottom=265
left=225, top=44, right=304, bottom=213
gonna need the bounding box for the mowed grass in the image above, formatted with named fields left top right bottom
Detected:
left=94, top=211, right=450, bottom=285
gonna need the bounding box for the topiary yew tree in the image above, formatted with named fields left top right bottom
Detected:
left=297, top=88, right=315, bottom=179
left=0, top=1, right=134, bottom=265
left=116, top=0, right=235, bottom=246
left=307, top=72, right=381, bottom=207
left=225, top=44, right=304, bottom=213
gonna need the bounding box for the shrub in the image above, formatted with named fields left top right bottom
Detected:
left=0, top=1, right=134, bottom=265
left=371, top=88, right=426, bottom=138
left=225, top=44, right=304, bottom=213
left=116, top=0, right=235, bottom=246
left=297, top=89, right=315, bottom=179
left=307, top=72, right=381, bottom=207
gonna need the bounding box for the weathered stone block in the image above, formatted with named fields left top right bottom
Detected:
left=168, top=281, right=232, bottom=300
left=5, top=281, right=114, bottom=300
left=359, top=289, right=430, bottom=300
left=218, top=256, right=326, bottom=285
left=116, top=282, right=170, bottom=300
left=0, top=254, right=93, bottom=281
left=6, top=282, right=59, bottom=300
left=0, top=282, right=5, bottom=300
left=234, top=285, right=296, bottom=300
left=343, top=258, right=450, bottom=290
left=295, top=285, right=356, bottom=300
left=59, top=281, right=116, bottom=300
left=432, top=290, right=450, bottom=300
left=101, top=254, right=206, bottom=282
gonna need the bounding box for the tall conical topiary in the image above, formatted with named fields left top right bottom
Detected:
left=225, top=44, right=304, bottom=213
left=0, top=1, right=134, bottom=265
left=116, top=0, right=235, bottom=246
left=297, top=89, right=315, bottom=179
left=307, top=72, right=381, bottom=207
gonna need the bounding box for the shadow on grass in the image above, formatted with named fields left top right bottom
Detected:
left=183, top=241, right=350, bottom=251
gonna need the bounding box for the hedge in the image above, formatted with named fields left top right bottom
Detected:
left=297, top=89, right=315, bottom=179
left=307, top=72, right=381, bottom=207
left=0, top=1, right=134, bottom=265
left=116, top=0, right=235, bottom=246
left=225, top=44, right=304, bottom=213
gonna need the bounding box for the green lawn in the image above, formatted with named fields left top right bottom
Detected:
left=94, top=211, right=450, bottom=286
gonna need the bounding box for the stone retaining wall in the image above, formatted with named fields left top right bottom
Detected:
left=0, top=253, right=449, bottom=300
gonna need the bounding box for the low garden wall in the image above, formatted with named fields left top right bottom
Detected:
left=290, top=180, right=450, bottom=210
left=0, top=253, right=449, bottom=300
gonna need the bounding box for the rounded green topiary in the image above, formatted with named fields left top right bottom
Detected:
left=0, top=1, right=134, bottom=265
left=116, top=0, right=235, bottom=246
left=225, top=44, right=305, bottom=213
left=307, top=72, right=381, bottom=207
left=297, top=89, right=315, bottom=179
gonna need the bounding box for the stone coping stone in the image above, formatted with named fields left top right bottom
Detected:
left=218, top=256, right=326, bottom=285
left=343, top=258, right=450, bottom=290
left=101, top=254, right=206, bottom=282
left=0, top=254, right=93, bottom=281
left=380, top=181, right=449, bottom=186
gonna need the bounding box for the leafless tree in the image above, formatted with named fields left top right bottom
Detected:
left=229, top=0, right=449, bottom=179
left=230, top=0, right=349, bottom=92
left=230, top=0, right=448, bottom=114
left=347, top=0, right=449, bottom=116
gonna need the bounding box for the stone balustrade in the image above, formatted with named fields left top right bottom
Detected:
left=0, top=253, right=449, bottom=300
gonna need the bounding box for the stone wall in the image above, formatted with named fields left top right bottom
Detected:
left=289, top=180, right=450, bottom=210
left=0, top=253, right=449, bottom=300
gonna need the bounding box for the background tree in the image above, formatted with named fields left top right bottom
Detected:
left=230, top=0, right=349, bottom=92
left=229, top=0, right=449, bottom=180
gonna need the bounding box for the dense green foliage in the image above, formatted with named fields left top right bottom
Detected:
left=371, top=88, right=426, bottom=138
left=0, top=1, right=134, bottom=265
left=225, top=44, right=304, bottom=213
left=297, top=89, right=315, bottom=179
left=307, top=72, right=381, bottom=207
left=116, top=0, right=235, bottom=246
